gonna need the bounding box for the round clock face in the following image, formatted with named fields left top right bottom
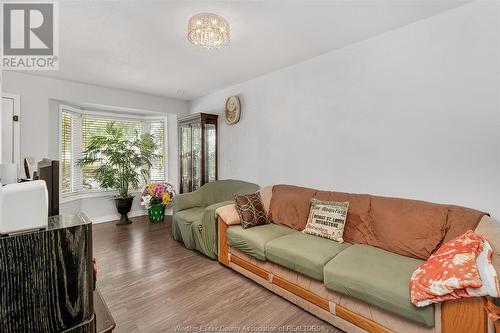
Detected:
left=225, top=96, right=240, bottom=124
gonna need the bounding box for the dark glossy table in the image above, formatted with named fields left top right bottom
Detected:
left=0, top=214, right=94, bottom=332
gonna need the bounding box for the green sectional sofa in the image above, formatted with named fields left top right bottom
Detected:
left=227, top=223, right=433, bottom=327
left=172, top=179, right=259, bottom=259
left=216, top=184, right=495, bottom=333
left=323, top=244, right=433, bottom=327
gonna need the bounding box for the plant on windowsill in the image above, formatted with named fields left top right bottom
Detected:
left=140, top=182, right=175, bottom=223
left=77, top=122, right=159, bottom=225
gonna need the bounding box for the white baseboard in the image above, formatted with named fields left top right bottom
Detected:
left=90, top=210, right=146, bottom=224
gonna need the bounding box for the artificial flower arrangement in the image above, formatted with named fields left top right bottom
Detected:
left=141, top=182, right=176, bottom=223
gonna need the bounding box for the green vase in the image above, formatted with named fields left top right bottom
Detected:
left=148, top=205, right=165, bottom=223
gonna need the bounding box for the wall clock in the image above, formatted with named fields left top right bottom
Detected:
left=224, top=96, right=241, bottom=125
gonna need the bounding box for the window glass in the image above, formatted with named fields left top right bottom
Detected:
left=60, top=111, right=73, bottom=193
left=59, top=108, right=167, bottom=195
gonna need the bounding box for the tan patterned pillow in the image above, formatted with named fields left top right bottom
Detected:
left=234, top=192, right=270, bottom=229
left=303, top=199, right=349, bottom=242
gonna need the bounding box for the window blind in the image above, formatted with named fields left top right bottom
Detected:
left=144, top=120, right=166, bottom=181
left=59, top=108, right=167, bottom=195
left=60, top=111, right=73, bottom=193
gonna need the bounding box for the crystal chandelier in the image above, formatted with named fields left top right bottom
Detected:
left=187, top=13, right=230, bottom=49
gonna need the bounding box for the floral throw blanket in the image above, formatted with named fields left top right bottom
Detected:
left=410, top=230, right=499, bottom=307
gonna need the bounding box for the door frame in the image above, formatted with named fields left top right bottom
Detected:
left=1, top=93, right=21, bottom=168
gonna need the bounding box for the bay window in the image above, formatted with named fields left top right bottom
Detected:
left=60, top=106, right=167, bottom=196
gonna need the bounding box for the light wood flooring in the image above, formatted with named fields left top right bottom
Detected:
left=93, top=216, right=344, bottom=333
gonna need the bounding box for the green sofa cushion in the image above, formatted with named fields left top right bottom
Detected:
left=173, top=207, right=206, bottom=250
left=323, top=244, right=434, bottom=327
left=175, top=207, right=205, bottom=223
left=265, top=232, right=351, bottom=281
left=227, top=224, right=296, bottom=261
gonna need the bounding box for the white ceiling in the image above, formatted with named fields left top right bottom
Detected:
left=30, top=1, right=467, bottom=100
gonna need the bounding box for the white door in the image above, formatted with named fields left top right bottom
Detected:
left=1, top=94, right=21, bottom=166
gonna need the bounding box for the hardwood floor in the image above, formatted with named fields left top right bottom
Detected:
left=93, top=216, right=344, bottom=333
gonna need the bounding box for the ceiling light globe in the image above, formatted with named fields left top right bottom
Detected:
left=188, top=13, right=230, bottom=49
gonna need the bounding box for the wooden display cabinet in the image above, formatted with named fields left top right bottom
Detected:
left=178, top=113, right=218, bottom=193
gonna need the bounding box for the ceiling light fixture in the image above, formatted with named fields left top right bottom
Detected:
left=187, top=13, right=230, bottom=49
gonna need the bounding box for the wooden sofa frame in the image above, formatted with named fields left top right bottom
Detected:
left=218, top=218, right=490, bottom=333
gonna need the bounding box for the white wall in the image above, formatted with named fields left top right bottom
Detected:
left=2, top=72, right=188, bottom=221
left=190, top=2, right=500, bottom=220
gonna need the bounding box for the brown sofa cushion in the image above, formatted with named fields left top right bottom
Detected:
left=269, top=184, right=488, bottom=260
left=443, top=206, right=486, bottom=243
left=368, top=195, right=449, bottom=260
left=314, top=191, right=375, bottom=245
left=269, top=185, right=316, bottom=230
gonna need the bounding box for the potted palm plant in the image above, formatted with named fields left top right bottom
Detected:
left=77, top=122, right=159, bottom=225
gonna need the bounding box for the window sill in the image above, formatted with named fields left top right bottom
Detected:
left=61, top=190, right=141, bottom=204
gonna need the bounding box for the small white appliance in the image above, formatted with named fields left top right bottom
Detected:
left=0, top=180, right=48, bottom=235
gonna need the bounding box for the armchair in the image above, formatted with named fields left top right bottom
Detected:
left=172, top=179, right=259, bottom=259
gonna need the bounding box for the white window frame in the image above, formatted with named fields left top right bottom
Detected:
left=59, top=104, right=168, bottom=202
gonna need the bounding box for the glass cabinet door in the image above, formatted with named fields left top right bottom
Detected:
left=191, top=123, right=202, bottom=191
left=204, top=123, right=217, bottom=183
left=180, top=124, right=191, bottom=194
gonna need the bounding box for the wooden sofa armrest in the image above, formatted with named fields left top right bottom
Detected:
left=218, top=217, right=230, bottom=266
left=216, top=204, right=239, bottom=266
left=442, top=297, right=488, bottom=333
left=215, top=204, right=241, bottom=226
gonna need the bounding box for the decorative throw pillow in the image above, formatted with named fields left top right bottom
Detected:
left=410, top=230, right=499, bottom=307
left=303, top=199, right=349, bottom=242
left=234, top=192, right=271, bottom=229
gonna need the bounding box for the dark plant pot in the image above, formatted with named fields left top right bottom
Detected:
left=114, top=196, right=134, bottom=225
